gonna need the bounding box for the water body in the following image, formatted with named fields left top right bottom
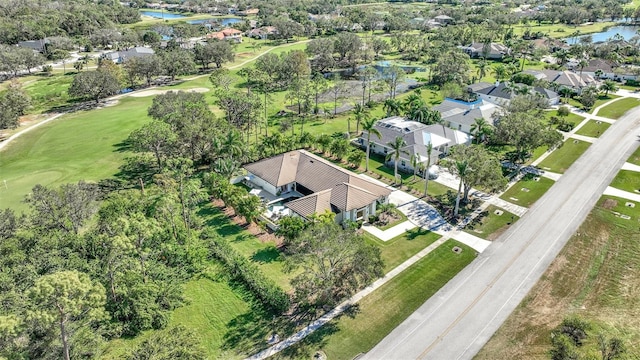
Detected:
left=567, top=25, right=640, bottom=44
left=186, top=17, right=242, bottom=26
left=140, top=10, right=186, bottom=19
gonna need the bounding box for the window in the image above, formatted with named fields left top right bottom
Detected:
left=356, top=209, right=365, bottom=220
left=401, top=160, right=406, bottom=166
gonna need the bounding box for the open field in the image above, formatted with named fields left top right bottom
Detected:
left=465, top=205, right=519, bottom=240
left=0, top=97, right=152, bottom=211
left=609, top=169, right=640, bottom=193
left=500, top=174, right=555, bottom=208
left=596, top=97, right=640, bottom=119
left=279, top=240, right=476, bottom=360
left=574, top=119, right=611, bottom=137
left=537, top=139, right=591, bottom=173
left=477, top=195, right=640, bottom=359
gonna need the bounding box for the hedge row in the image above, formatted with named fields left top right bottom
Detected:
left=202, top=230, right=290, bottom=314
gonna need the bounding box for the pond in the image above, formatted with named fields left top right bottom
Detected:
left=566, top=25, right=640, bottom=44
left=140, top=10, right=186, bottom=19
left=186, top=17, right=242, bottom=26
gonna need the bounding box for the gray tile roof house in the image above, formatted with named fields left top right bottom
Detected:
left=433, top=98, right=498, bottom=134
left=459, top=42, right=510, bottom=59
left=17, top=39, right=50, bottom=52
left=102, top=47, right=155, bottom=64
left=360, top=117, right=471, bottom=174
left=524, top=69, right=597, bottom=91
left=244, top=150, right=392, bottom=224
left=468, top=82, right=560, bottom=106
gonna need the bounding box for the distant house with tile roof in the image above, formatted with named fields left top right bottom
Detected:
left=102, top=47, right=155, bottom=64
left=524, top=69, right=597, bottom=92
left=243, top=150, right=392, bottom=224
left=432, top=98, right=498, bottom=134
left=206, top=28, right=243, bottom=42
left=467, top=82, right=560, bottom=106
left=359, top=117, right=471, bottom=175
left=459, top=42, right=510, bottom=60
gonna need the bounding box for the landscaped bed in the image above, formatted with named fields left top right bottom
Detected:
left=500, top=174, right=555, bottom=208
left=574, top=119, right=611, bottom=138
left=537, top=139, right=591, bottom=173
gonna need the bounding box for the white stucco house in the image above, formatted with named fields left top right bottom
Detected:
left=243, top=150, right=392, bottom=225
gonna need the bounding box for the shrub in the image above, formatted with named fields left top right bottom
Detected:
left=203, top=230, right=289, bottom=313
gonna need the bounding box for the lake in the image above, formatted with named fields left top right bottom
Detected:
left=186, top=17, right=242, bottom=26
left=140, top=11, right=186, bottom=19
left=567, top=25, right=640, bottom=44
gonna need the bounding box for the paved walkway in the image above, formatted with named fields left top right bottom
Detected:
left=361, top=220, right=416, bottom=241
left=570, top=133, right=596, bottom=143
left=603, top=186, right=640, bottom=202
left=622, top=162, right=640, bottom=172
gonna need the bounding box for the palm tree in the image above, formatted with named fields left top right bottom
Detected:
left=600, top=79, right=619, bottom=96
left=453, top=159, right=470, bottom=217
left=403, top=93, right=423, bottom=110
left=470, top=117, right=490, bottom=144
left=577, top=58, right=589, bottom=78
left=423, top=142, right=433, bottom=197
left=477, top=60, right=488, bottom=80
left=386, top=136, right=408, bottom=185
left=383, top=98, right=402, bottom=116
left=362, top=118, right=381, bottom=172
left=411, top=153, right=421, bottom=181
left=492, top=64, right=508, bottom=82
left=407, top=105, right=431, bottom=123
left=352, top=103, right=370, bottom=135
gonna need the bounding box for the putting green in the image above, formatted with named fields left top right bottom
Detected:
left=0, top=97, right=153, bottom=211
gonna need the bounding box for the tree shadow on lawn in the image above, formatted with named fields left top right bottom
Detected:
left=197, top=206, right=243, bottom=238
left=113, top=154, right=158, bottom=188
left=405, top=226, right=431, bottom=240
left=222, top=305, right=349, bottom=358
left=252, top=245, right=282, bottom=263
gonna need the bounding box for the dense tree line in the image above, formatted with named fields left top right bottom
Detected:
left=0, top=179, right=210, bottom=359
left=0, top=0, right=140, bottom=44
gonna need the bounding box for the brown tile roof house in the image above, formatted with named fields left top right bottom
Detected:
left=244, top=150, right=391, bottom=222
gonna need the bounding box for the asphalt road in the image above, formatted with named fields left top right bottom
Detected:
left=363, top=106, right=640, bottom=360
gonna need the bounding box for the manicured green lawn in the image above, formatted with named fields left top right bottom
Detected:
left=364, top=230, right=441, bottom=272
left=627, top=145, right=640, bottom=166
left=574, top=120, right=611, bottom=138
left=596, top=97, right=640, bottom=119
left=200, top=204, right=292, bottom=290
left=21, top=73, right=76, bottom=113
left=465, top=205, right=519, bottom=240
left=281, top=240, right=476, bottom=360
left=610, top=170, right=640, bottom=194
left=511, top=21, right=616, bottom=38
left=500, top=174, right=555, bottom=208
left=101, top=274, right=251, bottom=360
left=537, top=139, right=591, bottom=173
left=0, top=97, right=153, bottom=211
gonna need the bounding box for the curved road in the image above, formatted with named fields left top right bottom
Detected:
left=364, top=106, right=640, bottom=359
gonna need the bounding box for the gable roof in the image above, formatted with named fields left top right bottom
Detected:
left=433, top=98, right=497, bottom=127
left=244, top=150, right=392, bottom=214
left=524, top=70, right=596, bottom=88
left=286, top=189, right=333, bottom=217
left=469, top=82, right=559, bottom=101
